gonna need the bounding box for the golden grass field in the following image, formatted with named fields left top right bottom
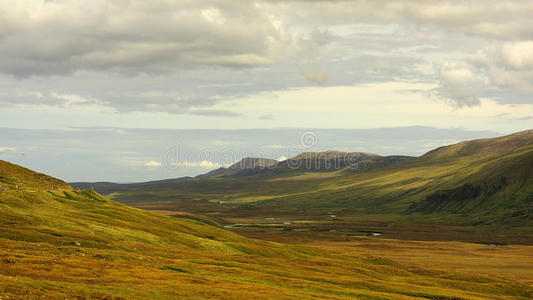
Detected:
left=2, top=130, right=533, bottom=299
left=3, top=220, right=533, bottom=299
left=230, top=227, right=533, bottom=287
left=0, top=160, right=531, bottom=299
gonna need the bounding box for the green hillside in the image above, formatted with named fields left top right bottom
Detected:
left=5, top=160, right=533, bottom=298
left=247, top=130, right=533, bottom=225
left=75, top=130, right=533, bottom=231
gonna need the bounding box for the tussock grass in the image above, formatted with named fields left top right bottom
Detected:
left=2, top=159, right=533, bottom=299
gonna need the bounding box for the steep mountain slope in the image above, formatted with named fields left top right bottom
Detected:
left=405, top=130, right=533, bottom=220
left=4, top=160, right=530, bottom=298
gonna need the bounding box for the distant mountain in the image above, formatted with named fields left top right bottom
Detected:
left=343, top=155, right=415, bottom=172
left=200, top=151, right=412, bottom=178
left=67, top=129, right=533, bottom=225
left=197, top=151, right=401, bottom=178
left=291, top=150, right=376, bottom=160
left=231, top=157, right=279, bottom=169
left=248, top=129, right=533, bottom=225
left=198, top=157, right=278, bottom=178
left=280, top=151, right=380, bottom=171
left=70, top=149, right=415, bottom=204
left=232, top=151, right=415, bottom=176
left=76, top=130, right=533, bottom=227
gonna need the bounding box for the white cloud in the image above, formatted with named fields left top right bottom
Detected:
left=437, top=62, right=485, bottom=107
left=169, top=160, right=223, bottom=169
left=201, top=7, right=227, bottom=25
left=0, top=147, right=16, bottom=153
left=458, top=41, right=533, bottom=96
left=501, top=41, right=533, bottom=70
left=143, top=160, right=161, bottom=167
left=277, top=156, right=287, bottom=161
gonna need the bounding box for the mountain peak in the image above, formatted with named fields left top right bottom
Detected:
left=229, top=157, right=278, bottom=170
left=197, top=157, right=278, bottom=178
left=291, top=151, right=380, bottom=160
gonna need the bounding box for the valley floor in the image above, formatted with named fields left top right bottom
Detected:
left=2, top=198, right=533, bottom=299
left=2, top=232, right=533, bottom=299
left=124, top=205, right=533, bottom=298
left=230, top=228, right=533, bottom=287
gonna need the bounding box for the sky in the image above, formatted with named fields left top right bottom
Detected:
left=0, top=0, right=532, bottom=181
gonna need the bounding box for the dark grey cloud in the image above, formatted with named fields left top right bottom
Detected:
left=0, top=0, right=532, bottom=116
left=264, top=0, right=533, bottom=40
left=259, top=114, right=274, bottom=120
left=263, top=0, right=533, bottom=106
left=0, top=1, right=287, bottom=77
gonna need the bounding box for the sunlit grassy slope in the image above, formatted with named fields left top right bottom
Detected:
left=2, top=160, right=533, bottom=299
left=251, top=130, right=533, bottom=223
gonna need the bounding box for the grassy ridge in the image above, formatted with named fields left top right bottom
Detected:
left=2, top=160, right=533, bottom=298
left=83, top=130, right=533, bottom=229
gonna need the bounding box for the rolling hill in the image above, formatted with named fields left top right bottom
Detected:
left=196, top=152, right=413, bottom=178
left=73, top=130, right=533, bottom=232
left=5, top=160, right=533, bottom=298
left=245, top=130, right=533, bottom=225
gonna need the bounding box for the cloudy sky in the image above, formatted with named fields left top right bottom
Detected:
left=0, top=0, right=532, bottom=181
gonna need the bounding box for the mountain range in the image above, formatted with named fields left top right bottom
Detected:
left=72, top=130, right=533, bottom=230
